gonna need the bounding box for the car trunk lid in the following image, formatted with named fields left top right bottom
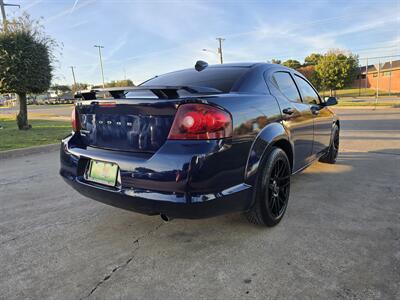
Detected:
left=76, top=99, right=176, bottom=153
left=74, top=86, right=222, bottom=153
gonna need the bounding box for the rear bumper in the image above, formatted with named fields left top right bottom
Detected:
left=61, top=175, right=251, bottom=219
left=60, top=134, right=253, bottom=219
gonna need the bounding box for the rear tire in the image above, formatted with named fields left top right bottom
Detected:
left=245, top=147, right=291, bottom=227
left=319, top=124, right=339, bottom=164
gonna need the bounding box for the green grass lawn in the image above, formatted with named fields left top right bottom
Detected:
left=0, top=117, right=71, bottom=151
left=319, top=88, right=400, bottom=97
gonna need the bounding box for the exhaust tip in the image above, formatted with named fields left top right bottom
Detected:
left=160, top=214, right=172, bottom=222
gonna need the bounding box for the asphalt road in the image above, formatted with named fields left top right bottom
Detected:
left=1, top=108, right=399, bottom=299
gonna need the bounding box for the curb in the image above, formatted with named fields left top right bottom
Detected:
left=0, top=143, right=60, bottom=160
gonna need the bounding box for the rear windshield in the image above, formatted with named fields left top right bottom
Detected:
left=140, top=67, right=249, bottom=93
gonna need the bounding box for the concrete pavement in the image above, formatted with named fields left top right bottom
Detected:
left=0, top=108, right=399, bottom=299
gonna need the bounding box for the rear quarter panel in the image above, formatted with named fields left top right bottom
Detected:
left=203, top=93, right=282, bottom=187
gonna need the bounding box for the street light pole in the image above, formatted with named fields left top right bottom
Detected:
left=216, top=37, right=225, bottom=64
left=202, top=48, right=219, bottom=64
left=94, top=45, right=105, bottom=88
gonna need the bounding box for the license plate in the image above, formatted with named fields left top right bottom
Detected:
left=87, top=160, right=118, bottom=186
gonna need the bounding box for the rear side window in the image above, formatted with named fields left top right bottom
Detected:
left=141, top=67, right=249, bottom=93
left=272, top=72, right=301, bottom=102
left=294, top=75, right=320, bottom=105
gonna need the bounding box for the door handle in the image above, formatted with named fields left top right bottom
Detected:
left=282, top=107, right=294, bottom=115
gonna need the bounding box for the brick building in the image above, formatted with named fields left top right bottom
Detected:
left=353, top=60, right=400, bottom=92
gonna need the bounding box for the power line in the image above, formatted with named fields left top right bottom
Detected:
left=267, top=44, right=399, bottom=62
left=359, top=54, right=400, bottom=60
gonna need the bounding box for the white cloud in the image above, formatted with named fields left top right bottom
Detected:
left=23, top=0, right=43, bottom=11
left=66, top=18, right=90, bottom=30
left=70, top=0, right=80, bottom=13
left=51, top=1, right=400, bottom=85
left=44, top=0, right=95, bottom=24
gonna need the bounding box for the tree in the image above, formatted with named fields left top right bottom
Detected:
left=271, top=59, right=281, bottom=64
left=304, top=53, right=322, bottom=66
left=104, top=79, right=135, bottom=88
left=0, top=14, right=55, bottom=129
left=282, top=59, right=301, bottom=69
left=51, top=84, right=71, bottom=94
left=315, top=50, right=359, bottom=95
left=297, top=65, right=321, bottom=90
left=71, top=83, right=89, bottom=93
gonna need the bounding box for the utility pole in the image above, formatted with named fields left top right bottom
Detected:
left=0, top=0, right=20, bottom=31
left=216, top=37, right=225, bottom=64
left=389, top=60, right=392, bottom=96
left=365, top=57, right=368, bottom=90
left=70, top=66, right=78, bottom=94
left=94, top=45, right=105, bottom=88
left=0, top=0, right=6, bottom=29
left=374, top=60, right=381, bottom=109
left=376, top=60, right=380, bottom=101
left=70, top=66, right=77, bottom=86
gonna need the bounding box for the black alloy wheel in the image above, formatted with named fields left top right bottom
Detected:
left=320, top=124, right=339, bottom=164
left=246, top=147, right=291, bottom=226
left=267, top=157, right=290, bottom=219
left=332, top=127, right=339, bottom=160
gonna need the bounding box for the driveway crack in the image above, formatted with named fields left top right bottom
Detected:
left=80, top=221, right=164, bottom=299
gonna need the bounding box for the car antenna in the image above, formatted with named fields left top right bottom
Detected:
left=195, top=60, right=208, bottom=72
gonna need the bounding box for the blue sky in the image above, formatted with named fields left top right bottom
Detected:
left=7, top=0, right=400, bottom=85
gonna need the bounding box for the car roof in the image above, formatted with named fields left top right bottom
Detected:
left=140, top=62, right=300, bottom=93
left=207, top=62, right=260, bottom=68
left=208, top=62, right=290, bottom=69
left=208, top=63, right=299, bottom=75
left=150, top=62, right=275, bottom=78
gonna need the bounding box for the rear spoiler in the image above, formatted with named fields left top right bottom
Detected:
left=76, top=86, right=222, bottom=100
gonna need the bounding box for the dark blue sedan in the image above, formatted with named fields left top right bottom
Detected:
left=60, top=62, right=339, bottom=226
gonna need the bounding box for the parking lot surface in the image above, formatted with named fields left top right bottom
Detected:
left=1, top=108, right=399, bottom=299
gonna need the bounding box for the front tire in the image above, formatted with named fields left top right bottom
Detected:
left=245, top=147, right=291, bottom=227
left=319, top=124, right=339, bottom=164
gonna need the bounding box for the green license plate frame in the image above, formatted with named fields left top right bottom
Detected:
left=87, top=160, right=119, bottom=187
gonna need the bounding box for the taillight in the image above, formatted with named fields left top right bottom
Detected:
left=71, top=106, right=80, bottom=132
left=168, top=103, right=232, bottom=140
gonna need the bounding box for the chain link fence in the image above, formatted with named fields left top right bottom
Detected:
left=328, top=55, right=400, bottom=99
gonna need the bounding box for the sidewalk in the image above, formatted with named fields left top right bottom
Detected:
left=338, top=96, right=400, bottom=102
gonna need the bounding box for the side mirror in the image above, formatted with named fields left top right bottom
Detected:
left=323, top=96, right=337, bottom=106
